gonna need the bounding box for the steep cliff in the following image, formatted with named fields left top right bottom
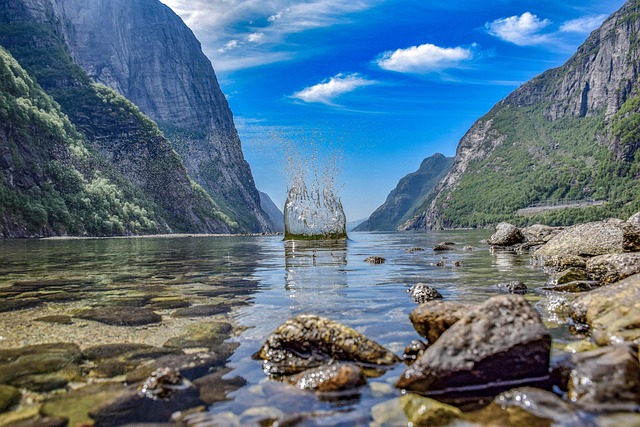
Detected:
left=0, top=0, right=238, bottom=235
left=404, top=0, right=640, bottom=230
left=57, top=0, right=274, bottom=233
left=355, top=153, right=453, bottom=231
left=259, top=191, right=284, bottom=232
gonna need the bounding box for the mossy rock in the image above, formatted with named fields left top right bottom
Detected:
left=163, top=321, right=233, bottom=350
left=74, top=306, right=161, bottom=326
left=0, top=385, right=20, bottom=413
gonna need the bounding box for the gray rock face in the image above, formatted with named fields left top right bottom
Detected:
left=356, top=153, right=453, bottom=231
left=396, top=295, right=551, bottom=394
left=57, top=0, right=274, bottom=232
left=259, top=191, right=284, bottom=232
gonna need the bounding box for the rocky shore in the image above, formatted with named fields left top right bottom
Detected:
left=1, top=213, right=640, bottom=426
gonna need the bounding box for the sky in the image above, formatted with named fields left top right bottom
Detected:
left=159, top=0, right=626, bottom=221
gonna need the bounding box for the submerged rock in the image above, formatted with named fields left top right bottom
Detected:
left=409, top=301, right=465, bottom=344
left=139, top=368, right=192, bottom=400
left=534, top=221, right=640, bottom=266
left=495, top=281, right=528, bottom=295
left=287, top=362, right=366, bottom=393
left=433, top=242, right=454, bottom=252
left=0, top=343, right=82, bottom=391
left=408, top=283, right=443, bottom=303
left=487, top=222, right=524, bottom=246
left=170, top=304, right=229, bottom=318
left=193, top=367, right=247, bottom=405
left=405, top=247, right=425, bottom=253
left=569, top=273, right=640, bottom=345
left=586, top=253, right=640, bottom=283
left=0, top=299, right=41, bottom=313
left=540, top=280, right=600, bottom=293
left=371, top=394, right=462, bottom=427
left=255, top=314, right=399, bottom=376
left=569, top=344, right=640, bottom=409
left=163, top=321, right=232, bottom=350
left=0, top=385, right=20, bottom=413
left=33, top=315, right=73, bottom=324
left=550, top=268, right=590, bottom=286
left=396, top=295, right=551, bottom=394
left=74, top=306, right=161, bottom=326
left=364, top=256, right=386, bottom=265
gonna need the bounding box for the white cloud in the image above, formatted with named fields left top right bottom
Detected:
left=291, top=73, right=375, bottom=105
left=376, top=43, right=474, bottom=73
left=559, top=15, right=608, bottom=34
left=159, top=0, right=381, bottom=72
left=485, top=12, right=551, bottom=46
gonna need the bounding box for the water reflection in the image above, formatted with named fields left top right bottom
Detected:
left=284, top=239, right=348, bottom=304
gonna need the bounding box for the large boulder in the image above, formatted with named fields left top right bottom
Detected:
left=521, top=224, right=562, bottom=244
left=568, top=344, right=640, bottom=408
left=586, top=253, right=640, bottom=283
left=487, top=223, right=524, bottom=246
left=396, top=295, right=550, bottom=394
left=256, top=315, right=400, bottom=376
left=409, top=301, right=465, bottom=344
left=534, top=221, right=640, bottom=267
left=569, top=273, right=640, bottom=346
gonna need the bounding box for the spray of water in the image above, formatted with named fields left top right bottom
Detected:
left=284, top=142, right=347, bottom=240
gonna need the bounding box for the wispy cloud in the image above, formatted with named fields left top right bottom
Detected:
left=291, top=73, right=376, bottom=105
left=485, top=12, right=551, bottom=46
left=376, top=43, right=475, bottom=73
left=160, top=0, right=381, bottom=72
left=559, top=14, right=608, bottom=34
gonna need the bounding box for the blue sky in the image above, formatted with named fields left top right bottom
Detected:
left=159, top=0, right=626, bottom=220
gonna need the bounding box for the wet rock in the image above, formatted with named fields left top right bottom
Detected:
left=405, top=247, right=425, bottom=253
left=40, top=382, right=127, bottom=427
left=433, top=242, right=454, bottom=252
left=85, top=345, right=183, bottom=378
left=364, top=256, right=385, bottom=265
left=470, top=387, right=581, bottom=426
left=431, top=259, right=446, bottom=267
left=569, top=344, right=640, bottom=409
left=33, top=315, right=73, bottom=324
left=84, top=344, right=157, bottom=361
left=550, top=268, right=590, bottom=285
left=534, top=221, right=640, bottom=266
left=74, top=306, right=161, bottom=326
left=126, top=343, right=238, bottom=383
left=0, top=385, right=20, bottom=412
left=495, top=281, right=528, bottom=295
left=452, top=260, right=463, bottom=267
left=7, top=417, right=68, bottom=427
left=586, top=253, right=640, bottom=283
left=288, top=362, right=366, bottom=393
left=538, top=254, right=587, bottom=270
left=90, top=384, right=202, bottom=427
left=463, top=246, right=475, bottom=251
left=371, top=394, right=462, bottom=427
left=569, top=273, right=640, bottom=345
left=193, top=367, right=246, bottom=404
left=163, top=321, right=232, bottom=350
left=563, top=340, right=599, bottom=353
left=396, top=295, right=551, bottom=394
left=107, top=296, right=153, bottom=308
left=255, top=314, right=400, bottom=376
left=487, top=222, right=524, bottom=246
left=0, top=299, right=41, bottom=313
left=0, top=343, right=82, bottom=391
left=522, top=224, right=562, bottom=244
left=409, top=301, right=465, bottom=344
left=146, top=297, right=191, bottom=310
left=170, top=304, right=229, bottom=318
left=402, top=340, right=428, bottom=365
left=408, top=283, right=443, bottom=303
left=540, top=280, right=600, bottom=293
left=139, top=368, right=191, bottom=400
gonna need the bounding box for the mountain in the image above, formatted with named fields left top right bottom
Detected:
left=0, top=0, right=240, bottom=236
left=403, top=0, right=640, bottom=230
left=259, top=191, right=284, bottom=232
left=57, top=0, right=274, bottom=233
left=355, top=153, right=453, bottom=231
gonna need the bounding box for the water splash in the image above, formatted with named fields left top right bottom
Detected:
left=284, top=145, right=347, bottom=240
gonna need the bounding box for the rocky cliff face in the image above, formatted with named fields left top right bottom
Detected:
left=57, top=0, right=274, bottom=232
left=404, top=0, right=640, bottom=230
left=355, top=153, right=453, bottom=231
left=0, top=0, right=239, bottom=236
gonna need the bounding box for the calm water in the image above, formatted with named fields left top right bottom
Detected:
left=0, top=230, right=564, bottom=426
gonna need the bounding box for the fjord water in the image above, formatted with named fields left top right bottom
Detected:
left=0, top=231, right=557, bottom=425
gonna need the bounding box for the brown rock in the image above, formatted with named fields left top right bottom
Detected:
left=409, top=301, right=465, bottom=344
left=288, top=363, right=366, bottom=393
left=586, top=253, right=640, bottom=283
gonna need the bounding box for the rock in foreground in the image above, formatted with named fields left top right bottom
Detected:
left=256, top=315, right=399, bottom=376
left=287, top=363, right=366, bottom=393
left=409, top=301, right=465, bottom=344
left=396, top=295, right=550, bottom=394
left=487, top=223, right=524, bottom=246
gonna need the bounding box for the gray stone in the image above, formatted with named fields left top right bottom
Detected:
left=628, top=211, right=640, bottom=229
left=408, top=283, right=443, bottom=303
left=495, top=281, right=528, bottom=295
left=522, top=224, right=563, bottom=243
left=396, top=295, right=550, bottom=394
left=586, top=253, right=640, bottom=283
left=488, top=222, right=524, bottom=246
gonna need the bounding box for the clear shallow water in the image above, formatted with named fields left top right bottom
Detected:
left=0, top=231, right=560, bottom=425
